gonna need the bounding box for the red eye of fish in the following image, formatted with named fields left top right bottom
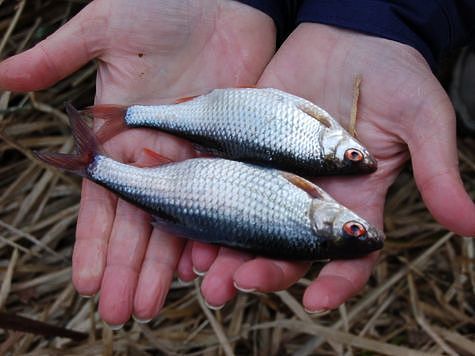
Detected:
left=343, top=221, right=366, bottom=238
left=345, top=149, right=364, bottom=162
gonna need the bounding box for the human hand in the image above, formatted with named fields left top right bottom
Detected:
left=191, top=23, right=475, bottom=312
left=0, top=0, right=275, bottom=325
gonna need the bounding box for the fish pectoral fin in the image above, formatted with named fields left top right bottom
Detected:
left=136, top=148, right=174, bottom=168
left=280, top=172, right=325, bottom=199
left=297, top=103, right=332, bottom=128
left=151, top=215, right=203, bottom=241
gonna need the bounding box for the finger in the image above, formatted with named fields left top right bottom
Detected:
left=95, top=130, right=197, bottom=325
left=191, top=242, right=219, bottom=275
left=314, top=144, right=406, bottom=211
left=0, top=2, right=103, bottom=91
left=72, top=179, right=116, bottom=296
left=233, top=258, right=310, bottom=292
left=72, top=130, right=178, bottom=297
left=407, top=99, right=475, bottom=237
left=133, top=229, right=185, bottom=322
left=200, top=248, right=252, bottom=309
left=177, top=240, right=196, bottom=282
left=303, top=252, right=379, bottom=313
left=301, top=174, right=387, bottom=312
left=98, top=200, right=151, bottom=326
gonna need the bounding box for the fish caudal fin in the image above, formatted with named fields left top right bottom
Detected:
left=95, top=117, right=128, bottom=143
left=33, top=103, right=101, bottom=177
left=80, top=104, right=128, bottom=143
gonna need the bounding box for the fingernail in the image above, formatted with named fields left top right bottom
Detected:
left=192, top=266, right=207, bottom=277
left=132, top=315, right=152, bottom=324
left=176, top=277, right=193, bottom=286
left=304, top=308, right=330, bottom=316
left=233, top=281, right=256, bottom=293
left=79, top=293, right=94, bottom=299
left=204, top=300, right=225, bottom=311
left=107, top=322, right=124, bottom=330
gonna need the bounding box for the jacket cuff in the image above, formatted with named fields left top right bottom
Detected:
left=297, top=0, right=455, bottom=70
left=236, top=0, right=288, bottom=41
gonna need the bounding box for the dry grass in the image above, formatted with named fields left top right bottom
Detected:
left=1, top=1, right=474, bottom=355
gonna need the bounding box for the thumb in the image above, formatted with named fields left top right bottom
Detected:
left=0, top=1, right=105, bottom=92
left=408, top=95, right=475, bottom=237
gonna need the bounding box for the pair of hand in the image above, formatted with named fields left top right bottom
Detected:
left=1, top=0, right=473, bottom=326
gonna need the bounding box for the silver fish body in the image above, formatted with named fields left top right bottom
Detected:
left=93, top=88, right=377, bottom=176
left=86, top=156, right=383, bottom=260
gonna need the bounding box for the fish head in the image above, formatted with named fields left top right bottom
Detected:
left=320, top=130, right=377, bottom=174
left=309, top=201, right=384, bottom=259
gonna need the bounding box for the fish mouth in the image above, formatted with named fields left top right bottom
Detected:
left=347, top=154, right=378, bottom=174
left=327, top=239, right=384, bottom=259
left=363, top=155, right=378, bottom=173
left=362, top=228, right=385, bottom=255
left=367, top=226, right=386, bottom=245
left=325, top=228, right=385, bottom=260
left=331, top=152, right=378, bottom=175
left=366, top=237, right=385, bottom=253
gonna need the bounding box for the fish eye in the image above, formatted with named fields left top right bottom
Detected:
left=345, top=148, right=364, bottom=162
left=343, top=221, right=367, bottom=238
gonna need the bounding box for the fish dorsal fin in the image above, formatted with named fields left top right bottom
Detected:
left=175, top=95, right=199, bottom=104
left=175, top=87, right=256, bottom=104
left=297, top=104, right=332, bottom=128
left=281, top=172, right=323, bottom=199
left=136, top=148, right=174, bottom=167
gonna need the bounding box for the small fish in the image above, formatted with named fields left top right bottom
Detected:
left=34, top=105, right=384, bottom=260
left=82, top=88, right=377, bottom=176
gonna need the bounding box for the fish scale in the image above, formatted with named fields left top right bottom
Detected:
left=88, top=156, right=322, bottom=257
left=124, top=89, right=333, bottom=171
left=87, top=88, right=377, bottom=176
left=35, top=103, right=384, bottom=260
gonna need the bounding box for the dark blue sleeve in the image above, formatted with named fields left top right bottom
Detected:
left=297, top=0, right=475, bottom=70
left=236, top=0, right=288, bottom=40
left=236, top=0, right=303, bottom=43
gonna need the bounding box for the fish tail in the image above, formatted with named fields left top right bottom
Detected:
left=33, top=103, right=102, bottom=177
left=80, top=104, right=128, bottom=143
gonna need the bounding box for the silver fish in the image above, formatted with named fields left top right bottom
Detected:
left=34, top=105, right=384, bottom=260
left=83, top=88, right=377, bottom=176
